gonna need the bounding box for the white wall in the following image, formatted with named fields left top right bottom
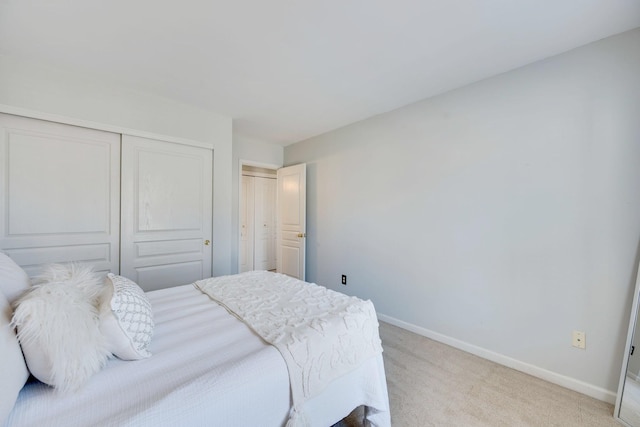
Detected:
left=0, top=54, right=234, bottom=276
left=285, top=28, right=640, bottom=397
left=232, top=135, right=284, bottom=273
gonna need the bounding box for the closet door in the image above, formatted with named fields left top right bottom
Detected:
left=239, top=175, right=255, bottom=273
left=120, top=135, right=212, bottom=291
left=0, top=113, right=120, bottom=276
left=254, top=177, right=276, bottom=271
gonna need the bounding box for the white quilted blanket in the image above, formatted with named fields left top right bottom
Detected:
left=194, top=271, right=383, bottom=427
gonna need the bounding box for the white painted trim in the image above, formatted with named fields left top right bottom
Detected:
left=0, top=104, right=212, bottom=149
left=242, top=171, right=277, bottom=179
left=617, top=416, right=633, bottom=427
left=377, top=313, right=617, bottom=404
left=240, top=159, right=282, bottom=170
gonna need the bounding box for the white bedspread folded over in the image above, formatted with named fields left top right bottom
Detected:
left=194, top=271, right=384, bottom=427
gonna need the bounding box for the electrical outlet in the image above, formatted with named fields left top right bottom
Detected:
left=341, top=275, right=347, bottom=285
left=572, top=331, right=586, bottom=349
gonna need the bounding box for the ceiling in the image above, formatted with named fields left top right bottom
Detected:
left=1, top=1, right=639, bottom=146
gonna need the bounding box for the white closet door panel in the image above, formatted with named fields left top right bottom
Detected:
left=265, top=178, right=277, bottom=270
left=136, top=239, right=202, bottom=257
left=9, top=245, right=111, bottom=277
left=121, top=135, right=212, bottom=291
left=240, top=175, right=254, bottom=273
left=254, top=177, right=276, bottom=271
left=0, top=113, right=120, bottom=276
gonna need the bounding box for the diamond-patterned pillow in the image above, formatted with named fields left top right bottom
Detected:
left=99, top=274, right=154, bottom=360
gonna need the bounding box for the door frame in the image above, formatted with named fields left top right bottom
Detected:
left=237, top=159, right=281, bottom=273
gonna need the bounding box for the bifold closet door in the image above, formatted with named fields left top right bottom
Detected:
left=254, top=177, right=276, bottom=271
left=120, top=135, right=212, bottom=291
left=239, top=175, right=255, bottom=273
left=240, top=175, right=276, bottom=273
left=0, top=113, right=121, bottom=276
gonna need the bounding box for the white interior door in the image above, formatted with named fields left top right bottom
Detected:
left=121, top=135, right=212, bottom=291
left=254, top=177, right=276, bottom=271
left=277, top=163, right=306, bottom=280
left=240, top=175, right=255, bottom=273
left=0, top=113, right=120, bottom=276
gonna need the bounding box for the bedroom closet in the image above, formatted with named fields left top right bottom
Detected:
left=240, top=166, right=277, bottom=272
left=0, top=113, right=213, bottom=291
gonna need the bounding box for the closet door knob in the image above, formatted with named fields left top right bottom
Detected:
left=297, top=233, right=306, bottom=238
left=204, top=239, right=210, bottom=246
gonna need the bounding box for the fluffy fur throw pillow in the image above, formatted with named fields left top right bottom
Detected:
left=12, top=264, right=110, bottom=393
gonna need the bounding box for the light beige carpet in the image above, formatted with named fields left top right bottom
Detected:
left=342, top=321, right=619, bottom=426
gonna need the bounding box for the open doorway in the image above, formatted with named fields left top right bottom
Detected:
left=239, top=164, right=278, bottom=273
left=238, top=161, right=307, bottom=280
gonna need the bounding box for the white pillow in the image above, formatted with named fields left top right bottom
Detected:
left=12, top=264, right=110, bottom=393
left=0, top=252, right=30, bottom=304
left=99, top=274, right=154, bottom=360
left=0, top=291, right=29, bottom=424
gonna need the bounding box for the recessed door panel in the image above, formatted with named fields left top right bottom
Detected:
left=7, top=133, right=111, bottom=235
left=137, top=150, right=203, bottom=232
left=280, top=174, right=301, bottom=226
left=6, top=244, right=113, bottom=277
left=281, top=246, right=300, bottom=280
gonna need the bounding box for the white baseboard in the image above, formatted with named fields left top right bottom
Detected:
left=377, top=313, right=617, bottom=404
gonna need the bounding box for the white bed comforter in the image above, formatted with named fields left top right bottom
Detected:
left=195, top=271, right=383, bottom=426
left=6, top=282, right=390, bottom=427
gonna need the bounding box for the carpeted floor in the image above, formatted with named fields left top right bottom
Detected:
left=343, top=321, right=619, bottom=427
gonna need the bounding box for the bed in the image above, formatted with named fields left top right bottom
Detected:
left=1, top=259, right=390, bottom=427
